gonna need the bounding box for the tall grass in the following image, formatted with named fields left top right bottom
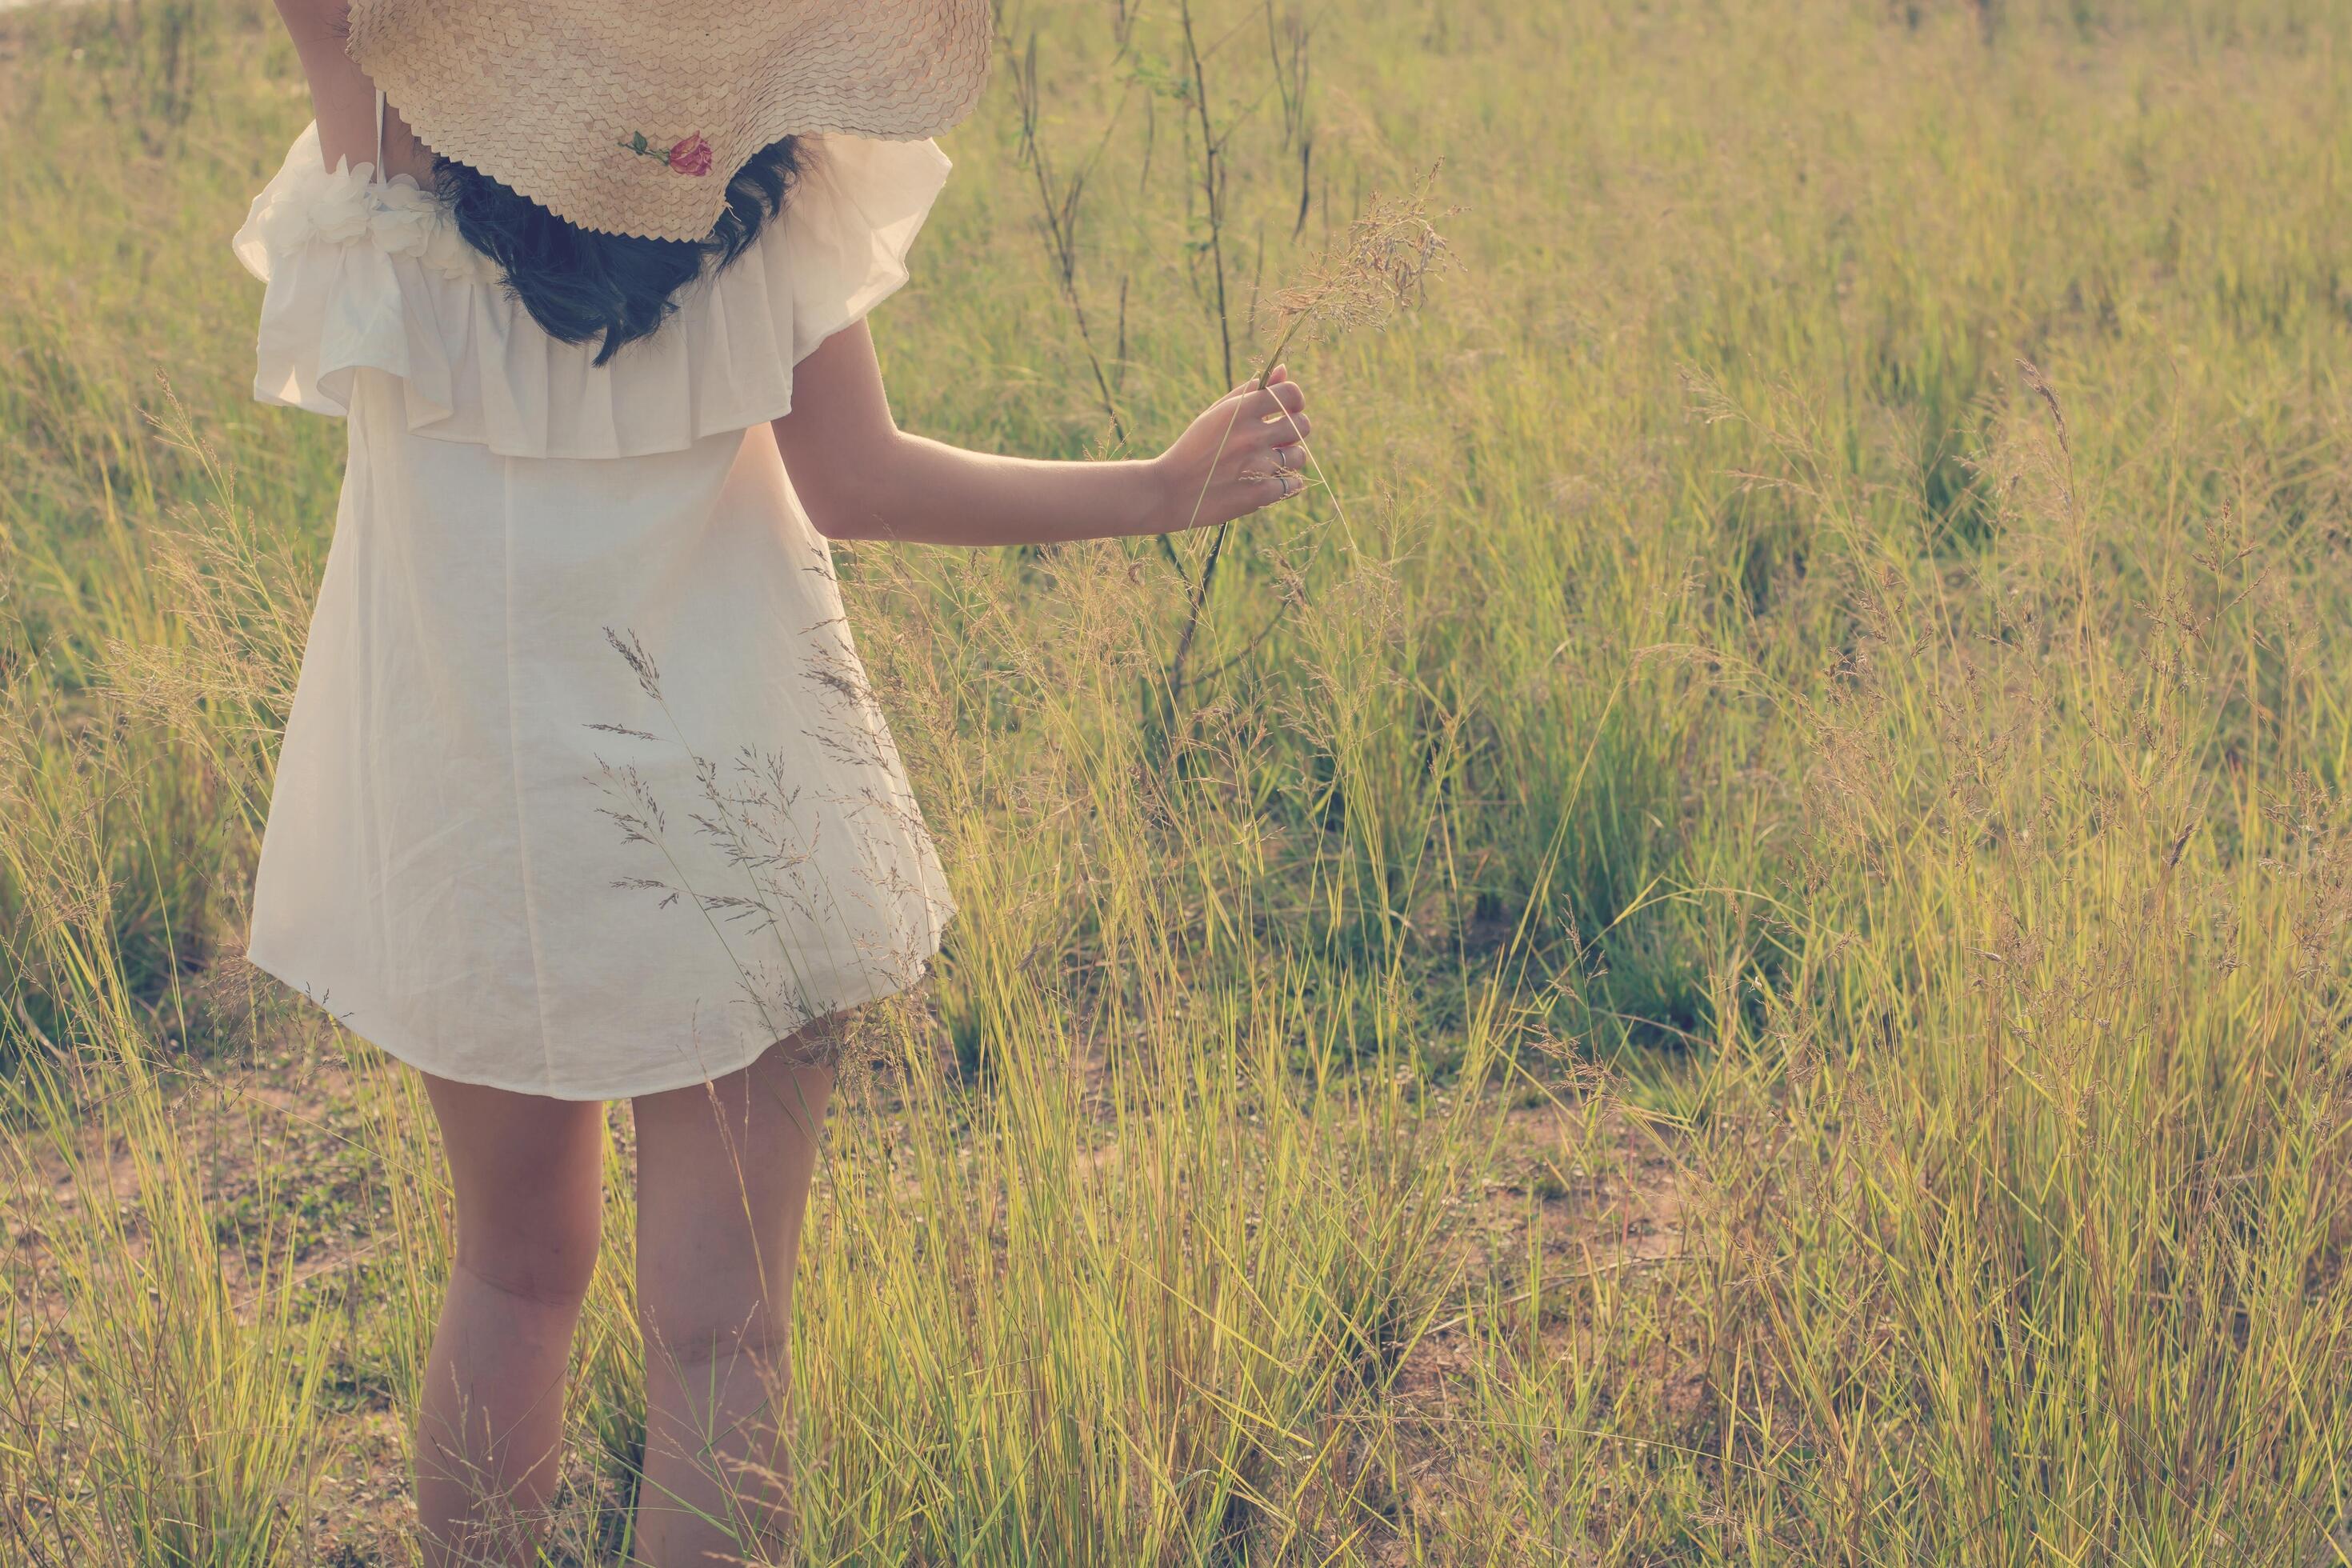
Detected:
left=5, top=0, right=2352, bottom=1562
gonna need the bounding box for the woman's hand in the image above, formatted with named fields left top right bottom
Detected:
left=1148, top=366, right=1314, bottom=534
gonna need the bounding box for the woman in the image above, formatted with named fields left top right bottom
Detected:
left=239, top=1, right=1312, bottom=1561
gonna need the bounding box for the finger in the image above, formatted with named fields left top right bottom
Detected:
left=1262, top=410, right=1313, bottom=444
left=1231, top=434, right=1309, bottom=484
left=1226, top=380, right=1277, bottom=410
left=1246, top=382, right=1306, bottom=422
left=1246, top=470, right=1306, bottom=508
left=1226, top=362, right=1291, bottom=399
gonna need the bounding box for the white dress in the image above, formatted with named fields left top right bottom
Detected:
left=234, top=122, right=957, bottom=1099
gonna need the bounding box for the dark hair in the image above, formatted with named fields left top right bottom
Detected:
left=436, top=138, right=806, bottom=366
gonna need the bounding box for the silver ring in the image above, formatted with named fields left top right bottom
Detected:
left=1278, top=470, right=1303, bottom=498
left=1275, top=444, right=1303, bottom=471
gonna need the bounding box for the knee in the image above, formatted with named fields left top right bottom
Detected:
left=452, top=1193, right=603, bottom=1309
left=636, top=1282, right=792, bottom=1376
left=426, top=1077, right=609, bottom=1310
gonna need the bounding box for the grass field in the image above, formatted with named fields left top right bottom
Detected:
left=6, top=0, right=2352, bottom=1562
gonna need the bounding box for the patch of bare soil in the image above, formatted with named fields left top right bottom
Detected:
left=2, top=1039, right=421, bottom=1561
left=1375, top=1093, right=1693, bottom=1558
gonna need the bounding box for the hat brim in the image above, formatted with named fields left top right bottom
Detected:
left=347, top=0, right=991, bottom=241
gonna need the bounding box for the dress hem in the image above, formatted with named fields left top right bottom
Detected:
left=242, top=939, right=945, bottom=1102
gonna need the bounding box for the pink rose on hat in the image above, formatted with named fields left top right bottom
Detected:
left=619, top=130, right=713, bottom=177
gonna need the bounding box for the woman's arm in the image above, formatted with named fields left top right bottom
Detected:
left=274, top=0, right=372, bottom=168
left=769, top=322, right=1313, bottom=546
left=274, top=0, right=431, bottom=178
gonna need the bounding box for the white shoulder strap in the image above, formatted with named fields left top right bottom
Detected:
left=372, top=88, right=387, bottom=181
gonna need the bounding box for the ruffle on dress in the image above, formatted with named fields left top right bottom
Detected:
left=231, top=123, right=951, bottom=460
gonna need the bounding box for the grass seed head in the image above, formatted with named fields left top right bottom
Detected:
left=1259, top=162, right=1460, bottom=374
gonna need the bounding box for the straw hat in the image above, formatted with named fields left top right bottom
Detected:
left=344, top=0, right=993, bottom=241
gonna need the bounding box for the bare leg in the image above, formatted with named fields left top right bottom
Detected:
left=628, top=1033, right=834, bottom=1566
left=416, top=1074, right=607, bottom=1566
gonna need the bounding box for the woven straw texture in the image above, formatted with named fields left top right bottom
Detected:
left=346, top=0, right=990, bottom=240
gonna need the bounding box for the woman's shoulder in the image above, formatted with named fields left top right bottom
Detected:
left=768, top=135, right=955, bottom=365
left=235, top=123, right=490, bottom=287
left=234, top=126, right=955, bottom=461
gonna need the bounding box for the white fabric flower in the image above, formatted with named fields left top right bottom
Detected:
left=307, top=170, right=376, bottom=246
left=419, top=213, right=489, bottom=282
left=369, top=189, right=438, bottom=260
left=253, top=191, right=313, bottom=258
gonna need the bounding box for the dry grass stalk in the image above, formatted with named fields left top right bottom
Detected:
left=1170, top=165, right=1459, bottom=702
